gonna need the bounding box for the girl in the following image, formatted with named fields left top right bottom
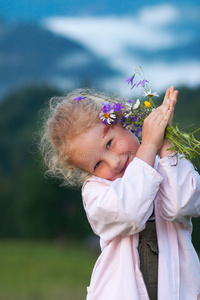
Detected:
left=40, top=86, right=200, bottom=300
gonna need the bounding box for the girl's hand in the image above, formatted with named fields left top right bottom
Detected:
left=136, top=86, right=178, bottom=166
left=159, top=86, right=179, bottom=158
left=142, top=100, right=172, bottom=150
left=163, top=86, right=178, bottom=126
left=136, top=99, right=172, bottom=166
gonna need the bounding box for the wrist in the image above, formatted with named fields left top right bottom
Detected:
left=159, top=140, right=174, bottom=158
left=136, top=143, right=158, bottom=167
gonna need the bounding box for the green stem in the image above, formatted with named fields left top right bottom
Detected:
left=148, top=96, right=156, bottom=109
left=164, top=124, right=200, bottom=166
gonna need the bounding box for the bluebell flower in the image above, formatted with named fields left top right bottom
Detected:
left=102, top=102, right=112, bottom=113
left=112, top=102, right=124, bottom=113
left=74, top=96, right=86, bottom=102
left=125, top=75, right=135, bottom=86
left=136, top=80, right=149, bottom=87
left=126, top=99, right=135, bottom=103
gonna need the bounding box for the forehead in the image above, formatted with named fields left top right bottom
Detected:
left=71, top=123, right=105, bottom=147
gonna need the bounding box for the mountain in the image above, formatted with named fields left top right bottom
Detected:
left=0, top=21, right=119, bottom=98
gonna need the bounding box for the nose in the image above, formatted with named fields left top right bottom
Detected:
left=104, top=151, right=121, bottom=170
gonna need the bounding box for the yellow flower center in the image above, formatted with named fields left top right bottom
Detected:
left=144, top=101, right=151, bottom=108
left=105, top=112, right=109, bottom=118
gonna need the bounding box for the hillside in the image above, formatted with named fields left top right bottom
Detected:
left=0, top=21, right=119, bottom=98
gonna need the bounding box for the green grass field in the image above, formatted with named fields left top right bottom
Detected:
left=0, top=240, right=98, bottom=300
left=0, top=240, right=199, bottom=300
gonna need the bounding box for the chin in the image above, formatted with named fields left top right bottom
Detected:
left=114, top=172, right=124, bottom=180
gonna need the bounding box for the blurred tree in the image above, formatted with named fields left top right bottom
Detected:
left=0, top=84, right=92, bottom=241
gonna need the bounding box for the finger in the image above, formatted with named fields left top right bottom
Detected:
left=163, top=88, right=170, bottom=104
left=163, top=86, right=174, bottom=104
left=169, top=89, right=178, bottom=113
left=168, top=89, right=178, bottom=125
left=169, top=86, right=175, bottom=100
left=160, top=105, right=172, bottom=124
left=172, top=89, right=179, bottom=105
left=161, top=108, right=171, bottom=123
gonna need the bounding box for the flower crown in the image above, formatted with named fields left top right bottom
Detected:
left=74, top=67, right=200, bottom=167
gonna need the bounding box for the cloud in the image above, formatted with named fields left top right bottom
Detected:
left=42, top=3, right=193, bottom=59
left=42, top=16, right=175, bottom=56
left=136, top=4, right=180, bottom=26
left=41, top=4, right=200, bottom=93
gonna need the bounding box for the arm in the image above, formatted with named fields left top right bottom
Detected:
left=82, top=158, right=163, bottom=242
left=157, top=154, right=200, bottom=226
left=156, top=87, right=200, bottom=224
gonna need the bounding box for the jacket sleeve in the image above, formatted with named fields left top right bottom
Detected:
left=82, top=157, right=163, bottom=242
left=157, top=154, right=200, bottom=226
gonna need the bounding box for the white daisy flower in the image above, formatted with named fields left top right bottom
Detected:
left=124, top=103, right=132, bottom=118
left=125, top=99, right=140, bottom=111
left=143, top=90, right=159, bottom=98
left=124, top=111, right=132, bottom=118
left=99, top=109, right=116, bottom=124
left=133, top=99, right=140, bottom=109
left=125, top=102, right=132, bottom=110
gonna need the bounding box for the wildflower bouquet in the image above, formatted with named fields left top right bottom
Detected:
left=99, top=67, right=200, bottom=167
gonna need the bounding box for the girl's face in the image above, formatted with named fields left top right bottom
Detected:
left=70, top=123, right=140, bottom=181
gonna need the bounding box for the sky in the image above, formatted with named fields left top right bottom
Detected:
left=1, top=0, right=199, bottom=21
left=1, top=1, right=200, bottom=96
left=41, top=4, right=200, bottom=95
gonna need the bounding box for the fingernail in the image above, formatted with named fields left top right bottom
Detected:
left=167, top=99, right=170, bottom=104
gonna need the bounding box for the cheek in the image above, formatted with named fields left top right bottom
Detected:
left=127, top=140, right=140, bottom=157
left=116, top=139, right=127, bottom=151
left=117, top=136, right=139, bottom=153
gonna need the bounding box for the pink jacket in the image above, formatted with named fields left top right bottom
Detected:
left=82, top=155, right=200, bottom=300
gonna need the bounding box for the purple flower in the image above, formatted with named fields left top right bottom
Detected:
left=126, top=99, right=135, bottom=103
left=102, top=102, right=112, bottom=113
left=74, top=96, right=86, bottom=102
left=125, top=75, right=135, bottom=86
left=114, top=115, right=118, bottom=124
left=136, top=80, right=149, bottom=87
left=112, top=102, right=124, bottom=113
left=101, top=119, right=108, bottom=125
left=100, top=102, right=116, bottom=125
left=120, top=116, right=127, bottom=125
left=130, top=116, right=138, bottom=122
left=131, top=125, right=142, bottom=137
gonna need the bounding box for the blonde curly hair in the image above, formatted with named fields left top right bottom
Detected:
left=39, top=88, right=115, bottom=187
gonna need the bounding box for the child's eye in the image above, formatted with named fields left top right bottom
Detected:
left=106, top=139, right=112, bottom=149
left=94, top=161, right=101, bottom=170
